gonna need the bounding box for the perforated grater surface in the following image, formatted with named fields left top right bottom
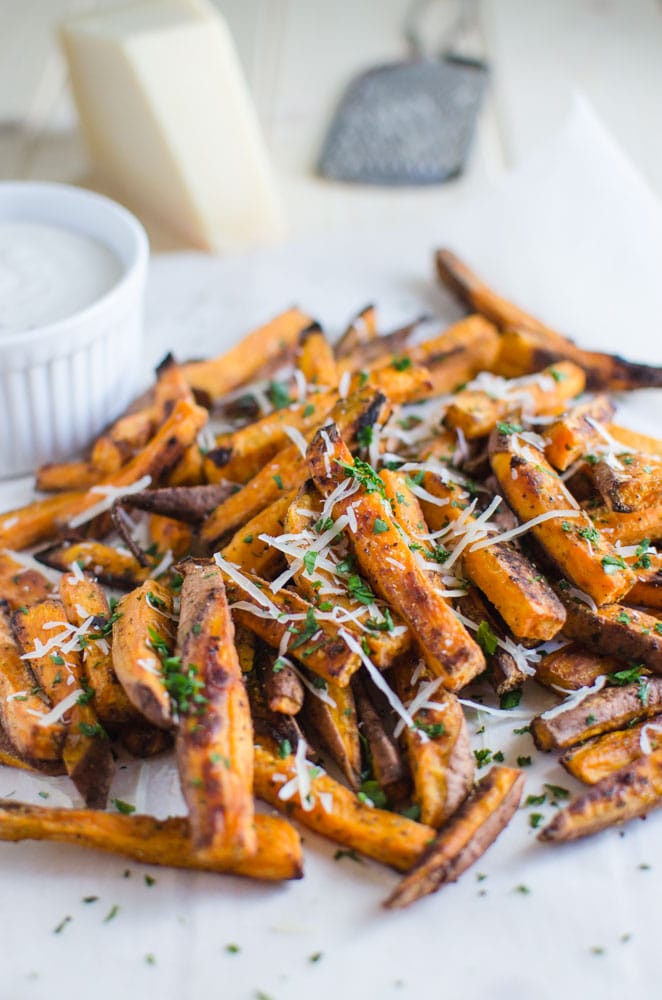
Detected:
left=318, top=1, right=488, bottom=186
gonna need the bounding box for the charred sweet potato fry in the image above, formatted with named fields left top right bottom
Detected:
left=558, top=595, right=662, bottom=674
left=384, top=766, right=524, bottom=908
left=561, top=715, right=662, bottom=784
left=307, top=427, right=485, bottom=691
left=12, top=600, right=114, bottom=807
left=265, top=655, right=304, bottom=715
left=544, top=396, right=616, bottom=471
left=175, top=562, right=255, bottom=859
left=531, top=677, right=662, bottom=751
left=220, top=565, right=362, bottom=687
left=254, top=740, right=435, bottom=871
left=0, top=728, right=65, bottom=776
left=0, top=551, right=53, bottom=611
left=204, top=389, right=337, bottom=485
left=540, top=749, right=662, bottom=842
left=111, top=581, right=175, bottom=729
left=0, top=603, right=65, bottom=762
left=353, top=673, right=409, bottom=802
left=59, top=568, right=136, bottom=725
left=393, top=659, right=474, bottom=828
left=201, top=387, right=391, bottom=545
left=401, top=315, right=500, bottom=397
left=534, top=643, right=621, bottom=692
left=0, top=801, right=302, bottom=880
left=220, top=490, right=296, bottom=577
left=626, top=564, right=662, bottom=609
left=444, top=362, right=585, bottom=440
left=489, top=427, right=635, bottom=605
left=147, top=514, right=192, bottom=561
left=119, top=723, right=173, bottom=759
left=302, top=679, right=361, bottom=789
left=183, top=307, right=314, bottom=402
left=335, top=304, right=378, bottom=358
left=420, top=473, right=566, bottom=642
left=592, top=454, right=662, bottom=514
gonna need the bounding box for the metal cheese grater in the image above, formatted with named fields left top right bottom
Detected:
left=318, top=0, right=488, bottom=186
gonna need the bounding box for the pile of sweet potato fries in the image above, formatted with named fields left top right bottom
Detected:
left=1, top=249, right=662, bottom=907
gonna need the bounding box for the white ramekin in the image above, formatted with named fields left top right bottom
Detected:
left=0, top=181, right=148, bottom=479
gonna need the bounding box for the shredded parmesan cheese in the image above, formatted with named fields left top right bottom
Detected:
left=541, top=675, right=607, bottom=720
left=68, top=475, right=152, bottom=529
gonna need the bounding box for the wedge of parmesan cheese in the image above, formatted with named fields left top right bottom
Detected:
left=60, top=0, right=283, bottom=251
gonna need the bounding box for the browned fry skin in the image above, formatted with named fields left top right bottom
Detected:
left=626, top=565, right=662, bottom=609
left=491, top=651, right=527, bottom=696
left=90, top=407, right=156, bottom=475
left=393, top=659, right=474, bottom=829
left=36, top=459, right=104, bottom=493
left=59, top=569, right=137, bottom=725
left=353, top=673, right=410, bottom=802
left=531, top=677, right=662, bottom=751
left=435, top=249, right=662, bottom=391
left=302, top=680, right=361, bottom=790
left=401, top=315, right=501, bottom=398
left=420, top=474, right=566, bottom=642
left=183, top=307, right=315, bottom=402
left=265, top=656, right=304, bottom=715
left=591, top=503, right=662, bottom=547
left=0, top=801, right=302, bottom=881
left=0, top=399, right=209, bottom=552
left=12, top=599, right=114, bottom=807
left=148, top=514, right=193, bottom=561
left=534, top=643, right=621, bottom=693
left=307, top=427, right=485, bottom=691
left=489, top=427, right=635, bottom=605
left=35, top=540, right=152, bottom=592
left=561, top=716, right=662, bottom=785
left=153, top=353, right=195, bottom=418
left=296, top=324, right=339, bottom=387
left=175, top=562, right=255, bottom=859
left=338, top=319, right=422, bottom=372
left=592, top=454, right=662, bottom=514
left=335, top=304, right=378, bottom=358
left=384, top=766, right=524, bottom=909
left=119, top=724, right=174, bottom=759
left=119, top=483, right=236, bottom=523
left=544, top=395, right=616, bottom=471
left=221, top=490, right=297, bottom=577
left=282, top=483, right=410, bottom=669
left=0, top=602, right=65, bottom=762
left=254, top=741, right=436, bottom=871
left=204, top=390, right=337, bottom=485
left=540, top=749, right=662, bottom=843
left=444, top=362, right=585, bottom=440
left=0, top=725, right=65, bottom=775
left=349, top=361, right=433, bottom=404
left=0, top=551, right=53, bottom=612
left=222, top=570, right=362, bottom=687
left=111, top=581, right=176, bottom=729
left=201, top=387, right=391, bottom=545
left=557, top=595, right=662, bottom=674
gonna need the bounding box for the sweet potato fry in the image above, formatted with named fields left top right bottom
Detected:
left=591, top=503, right=662, bottom=546
left=12, top=600, right=114, bottom=807
left=35, top=460, right=101, bottom=493
left=540, top=749, right=662, bottom=842
left=402, top=315, right=500, bottom=397
left=393, top=659, right=474, bottom=828
left=561, top=716, right=662, bottom=784
left=534, top=643, right=621, bottom=692
left=111, top=580, right=175, bottom=729
left=302, top=680, right=361, bottom=789
left=254, top=740, right=435, bottom=871
left=531, top=677, right=662, bottom=751
left=592, top=454, right=662, bottom=513
left=608, top=423, right=662, bottom=457
left=59, top=568, right=137, bottom=725
left=183, top=307, right=314, bottom=402
left=0, top=603, right=65, bottom=762
left=201, top=386, right=391, bottom=544
left=307, top=428, right=484, bottom=690
left=35, top=540, right=152, bottom=591
left=265, top=655, right=304, bottom=715
left=444, top=362, right=585, bottom=440
left=220, top=565, right=362, bottom=687
left=420, top=473, right=566, bottom=642
left=147, top=514, right=192, bottom=561
left=0, top=801, right=302, bottom=881
left=175, top=562, right=255, bottom=858
left=166, top=444, right=205, bottom=487
left=489, top=426, right=635, bottom=605
left=558, top=595, right=662, bottom=674
left=296, top=324, right=338, bottom=387
left=335, top=304, right=377, bottom=358
left=0, top=727, right=65, bottom=775
left=544, top=396, right=616, bottom=471
left=0, top=551, right=53, bottom=611
left=119, top=723, right=173, bottom=758
left=204, top=389, right=337, bottom=485
left=436, top=249, right=662, bottom=391
left=384, top=766, right=524, bottom=908
left=353, top=673, right=409, bottom=801
left=626, top=565, right=662, bottom=609
left=221, top=491, right=296, bottom=577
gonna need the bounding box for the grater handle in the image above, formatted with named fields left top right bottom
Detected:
left=403, top=0, right=480, bottom=60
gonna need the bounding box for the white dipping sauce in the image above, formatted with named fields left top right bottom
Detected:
left=0, top=221, right=122, bottom=334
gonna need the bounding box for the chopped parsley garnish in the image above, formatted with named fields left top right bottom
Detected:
left=53, top=916, right=72, bottom=934
left=359, top=780, right=388, bottom=808
left=514, top=884, right=531, bottom=895
left=525, top=794, right=546, bottom=807
left=267, top=380, right=291, bottom=410
left=513, top=725, right=531, bottom=735
left=638, top=677, right=650, bottom=707
left=416, top=721, right=445, bottom=739
left=476, top=620, right=498, bottom=657
left=226, top=944, right=241, bottom=954
left=607, top=665, right=647, bottom=686
left=103, top=904, right=119, bottom=923
left=550, top=368, right=567, bottom=383
left=272, top=658, right=288, bottom=674
left=273, top=474, right=284, bottom=490
left=473, top=748, right=493, bottom=768
left=334, top=848, right=363, bottom=863
left=77, top=684, right=95, bottom=706
left=303, top=403, right=315, bottom=418
left=278, top=739, right=292, bottom=759
left=147, top=590, right=167, bottom=610
left=577, top=525, right=600, bottom=544
left=303, top=551, right=318, bottom=575
left=111, top=799, right=136, bottom=815
left=50, top=653, right=65, bottom=665
left=544, top=783, right=570, bottom=800
left=309, top=952, right=323, bottom=963
left=314, top=516, right=334, bottom=534
left=634, top=539, right=652, bottom=570
left=500, top=689, right=522, bottom=710
left=162, top=657, right=208, bottom=715
left=400, top=803, right=421, bottom=821
left=357, top=425, right=373, bottom=448
left=496, top=421, right=523, bottom=436
left=147, top=626, right=171, bottom=658
left=529, top=813, right=544, bottom=829
left=601, top=555, right=627, bottom=575
left=616, top=611, right=631, bottom=624
left=517, top=756, right=532, bottom=767
left=336, top=457, right=386, bottom=498
left=391, top=356, right=412, bottom=371
left=79, top=722, right=108, bottom=739
left=373, top=517, right=389, bottom=534
left=365, top=608, right=394, bottom=632
left=347, top=575, right=376, bottom=605
left=428, top=544, right=450, bottom=564
left=290, top=608, right=319, bottom=650
left=144, top=874, right=156, bottom=887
